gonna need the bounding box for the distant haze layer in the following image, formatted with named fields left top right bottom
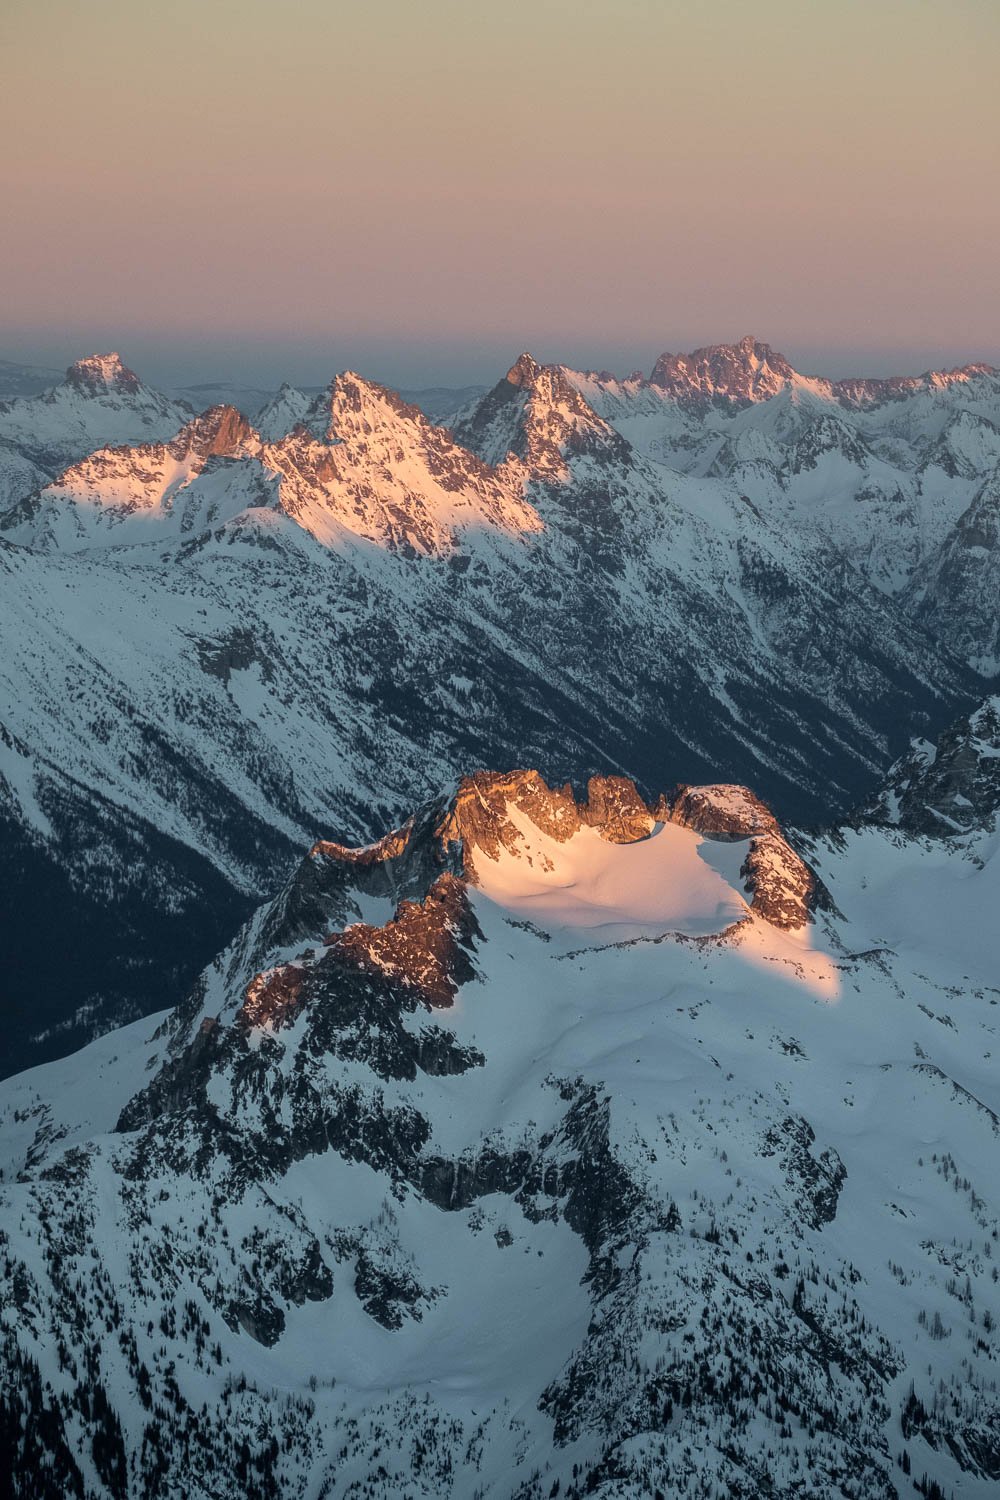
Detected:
left=1, top=0, right=998, bottom=387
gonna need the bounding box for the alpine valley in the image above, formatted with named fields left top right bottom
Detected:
left=1, top=339, right=1000, bottom=1500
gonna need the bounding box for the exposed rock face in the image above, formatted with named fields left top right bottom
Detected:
left=167, top=403, right=258, bottom=460
left=650, top=336, right=798, bottom=406
left=859, top=696, right=1000, bottom=836
left=666, top=782, right=814, bottom=929
left=325, top=872, right=480, bottom=1007
left=240, top=964, right=306, bottom=1029
left=437, top=770, right=582, bottom=867
left=667, top=782, right=779, bottom=840
left=64, top=353, right=143, bottom=397
left=578, top=773, right=656, bottom=843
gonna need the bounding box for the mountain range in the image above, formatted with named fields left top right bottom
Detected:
left=1, top=340, right=998, bottom=1073
left=2, top=334, right=1000, bottom=1499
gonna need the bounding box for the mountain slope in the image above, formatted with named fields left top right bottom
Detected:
left=564, top=339, right=1000, bottom=666
left=0, top=357, right=981, bottom=1069
left=1, top=768, right=999, bottom=1498
left=0, top=354, right=191, bottom=477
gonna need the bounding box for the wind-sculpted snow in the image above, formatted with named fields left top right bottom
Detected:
left=2, top=769, right=999, bottom=1498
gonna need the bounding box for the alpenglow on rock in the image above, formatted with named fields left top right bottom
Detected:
left=2, top=766, right=999, bottom=1498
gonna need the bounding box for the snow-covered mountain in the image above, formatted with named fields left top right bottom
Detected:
left=0, top=354, right=979, bottom=1071
left=0, top=354, right=192, bottom=479
left=2, top=761, right=999, bottom=1498
left=163, top=379, right=485, bottom=432
left=858, top=695, right=1000, bottom=837
left=564, top=338, right=1000, bottom=663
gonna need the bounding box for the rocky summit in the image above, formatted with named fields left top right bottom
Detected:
left=1, top=335, right=1000, bottom=1499
left=3, top=760, right=1000, bottom=1498
left=2, top=345, right=991, bottom=1074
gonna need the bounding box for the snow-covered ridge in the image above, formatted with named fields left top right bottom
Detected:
left=1, top=375, right=545, bottom=555
left=216, top=771, right=823, bottom=1030
left=3, top=757, right=1000, bottom=1496
left=568, top=333, right=999, bottom=411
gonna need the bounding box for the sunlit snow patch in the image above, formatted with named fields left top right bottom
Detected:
left=467, top=803, right=750, bottom=946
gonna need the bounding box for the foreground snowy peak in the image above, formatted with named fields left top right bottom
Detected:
left=158, top=769, right=821, bottom=1039
left=4, top=760, right=1000, bottom=1497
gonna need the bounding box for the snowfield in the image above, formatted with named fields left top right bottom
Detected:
left=1, top=768, right=999, bottom=1497
left=2, top=338, right=1000, bottom=1496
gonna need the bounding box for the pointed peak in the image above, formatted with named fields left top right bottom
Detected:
left=171, top=404, right=257, bottom=458
left=302, top=371, right=427, bottom=442
left=453, top=355, right=625, bottom=471
left=65, top=353, right=143, bottom=397
left=505, top=353, right=542, bottom=389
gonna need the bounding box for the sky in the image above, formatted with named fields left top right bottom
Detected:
left=1, top=0, right=998, bottom=389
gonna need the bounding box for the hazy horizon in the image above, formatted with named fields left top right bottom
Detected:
left=3, top=332, right=999, bottom=395
left=3, top=0, right=998, bottom=391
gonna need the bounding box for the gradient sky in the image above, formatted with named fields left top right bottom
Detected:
left=2, top=0, right=998, bottom=388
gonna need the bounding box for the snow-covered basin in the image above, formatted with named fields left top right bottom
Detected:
left=468, top=805, right=750, bottom=947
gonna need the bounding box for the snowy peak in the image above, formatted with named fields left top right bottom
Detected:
left=650, top=335, right=799, bottom=406
left=253, top=381, right=312, bottom=440
left=6, top=749, right=1000, bottom=1497
left=647, top=338, right=1000, bottom=410
left=134, top=768, right=821, bottom=1081
left=258, top=370, right=542, bottom=554
left=453, top=353, right=629, bottom=473
left=0, top=351, right=192, bottom=476
left=0, top=405, right=265, bottom=550
left=0, top=369, right=544, bottom=557
left=339, top=769, right=817, bottom=935
left=64, top=351, right=144, bottom=397
left=167, top=403, right=259, bottom=460
left=316, top=370, right=430, bottom=443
